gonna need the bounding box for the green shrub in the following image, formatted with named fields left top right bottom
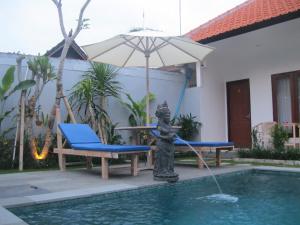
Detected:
left=0, top=134, right=59, bottom=170
left=176, top=113, right=201, bottom=140
left=0, top=136, right=14, bottom=169
left=251, top=127, right=261, bottom=149
left=238, top=148, right=300, bottom=161
left=271, top=124, right=289, bottom=151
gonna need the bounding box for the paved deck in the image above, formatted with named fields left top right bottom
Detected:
left=0, top=164, right=253, bottom=225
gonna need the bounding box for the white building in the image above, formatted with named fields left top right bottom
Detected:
left=184, top=0, right=300, bottom=147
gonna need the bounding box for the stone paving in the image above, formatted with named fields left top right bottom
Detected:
left=0, top=164, right=255, bottom=225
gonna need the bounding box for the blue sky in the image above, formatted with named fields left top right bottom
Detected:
left=0, top=0, right=246, bottom=55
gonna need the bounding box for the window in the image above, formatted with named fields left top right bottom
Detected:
left=185, top=63, right=196, bottom=88
left=272, top=70, right=300, bottom=123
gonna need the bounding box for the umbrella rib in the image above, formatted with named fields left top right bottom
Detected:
left=121, top=38, right=144, bottom=67
left=122, top=36, right=145, bottom=53
left=159, top=37, right=202, bottom=61
left=148, top=37, right=157, bottom=52
left=121, top=47, right=137, bottom=68
left=138, top=36, right=147, bottom=51
left=150, top=39, right=166, bottom=67
left=149, top=38, right=171, bottom=54
left=89, top=36, right=136, bottom=60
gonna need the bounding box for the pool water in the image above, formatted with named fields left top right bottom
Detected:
left=10, top=170, right=300, bottom=225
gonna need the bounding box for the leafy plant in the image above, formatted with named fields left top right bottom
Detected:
left=0, top=135, right=14, bottom=169
left=69, top=78, right=95, bottom=115
left=271, top=124, right=289, bottom=151
left=104, top=121, right=123, bottom=145
left=122, top=93, right=156, bottom=126
left=175, top=113, right=201, bottom=140
left=251, top=127, right=261, bottom=149
left=84, top=62, right=121, bottom=99
left=0, top=66, right=35, bottom=137
left=69, top=62, right=122, bottom=143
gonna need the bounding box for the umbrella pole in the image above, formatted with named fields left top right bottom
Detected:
left=146, top=54, right=150, bottom=125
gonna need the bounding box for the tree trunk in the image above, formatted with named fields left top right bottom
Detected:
left=99, top=97, right=107, bottom=144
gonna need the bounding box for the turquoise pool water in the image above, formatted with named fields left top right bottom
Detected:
left=10, top=170, right=300, bottom=225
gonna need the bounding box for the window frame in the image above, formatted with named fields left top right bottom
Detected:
left=272, top=70, right=300, bottom=123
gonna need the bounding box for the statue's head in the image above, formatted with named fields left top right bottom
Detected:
left=155, top=101, right=171, bottom=123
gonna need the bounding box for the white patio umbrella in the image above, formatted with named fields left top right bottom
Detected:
left=82, top=29, right=214, bottom=124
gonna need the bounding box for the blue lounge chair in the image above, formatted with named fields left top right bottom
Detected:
left=54, top=123, right=151, bottom=179
left=149, top=125, right=234, bottom=168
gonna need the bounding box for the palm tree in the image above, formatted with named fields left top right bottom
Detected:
left=70, top=62, right=121, bottom=143
left=69, top=78, right=96, bottom=124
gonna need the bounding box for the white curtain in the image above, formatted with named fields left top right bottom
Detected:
left=277, top=78, right=292, bottom=123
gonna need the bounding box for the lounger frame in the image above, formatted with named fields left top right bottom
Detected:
left=175, top=146, right=234, bottom=168
left=53, top=148, right=149, bottom=179
left=146, top=145, right=234, bottom=169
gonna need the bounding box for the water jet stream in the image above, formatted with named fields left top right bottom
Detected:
left=175, top=135, right=223, bottom=194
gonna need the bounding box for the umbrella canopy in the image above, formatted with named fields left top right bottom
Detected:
left=82, top=29, right=214, bottom=123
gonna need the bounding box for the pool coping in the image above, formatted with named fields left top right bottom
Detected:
left=1, top=166, right=300, bottom=225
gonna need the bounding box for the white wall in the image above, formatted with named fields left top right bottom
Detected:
left=191, top=17, right=300, bottom=141
left=0, top=52, right=184, bottom=141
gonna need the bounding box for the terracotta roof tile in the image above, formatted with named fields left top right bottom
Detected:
left=186, top=0, right=300, bottom=42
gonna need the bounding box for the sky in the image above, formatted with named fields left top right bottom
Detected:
left=0, top=0, right=246, bottom=55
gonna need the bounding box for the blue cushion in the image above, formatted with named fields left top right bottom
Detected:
left=58, top=123, right=101, bottom=145
left=149, top=127, right=234, bottom=147
left=174, top=138, right=234, bottom=147
left=71, top=143, right=150, bottom=152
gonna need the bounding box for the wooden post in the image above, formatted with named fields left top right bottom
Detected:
left=18, top=92, right=25, bottom=171
left=216, top=149, right=221, bottom=167
left=56, top=105, right=66, bottom=171
left=131, top=154, right=139, bottom=176
left=101, top=158, right=109, bottom=179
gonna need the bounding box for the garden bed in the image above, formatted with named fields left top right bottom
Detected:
left=233, top=158, right=300, bottom=166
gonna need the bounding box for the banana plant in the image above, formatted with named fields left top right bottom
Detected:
left=122, top=93, right=156, bottom=126
left=0, top=66, right=35, bottom=136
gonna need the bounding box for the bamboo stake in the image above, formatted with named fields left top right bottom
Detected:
left=56, top=105, right=65, bottom=171
left=63, top=96, right=76, bottom=123
left=12, top=115, right=20, bottom=163
left=19, top=91, right=25, bottom=171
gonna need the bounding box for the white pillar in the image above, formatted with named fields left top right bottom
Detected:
left=196, top=61, right=202, bottom=87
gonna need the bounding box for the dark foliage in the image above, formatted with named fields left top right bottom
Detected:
left=238, top=148, right=300, bottom=161
left=175, top=113, right=201, bottom=140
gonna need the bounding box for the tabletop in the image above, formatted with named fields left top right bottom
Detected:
left=115, top=125, right=181, bottom=130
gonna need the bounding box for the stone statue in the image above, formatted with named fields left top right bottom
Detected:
left=153, top=101, right=179, bottom=182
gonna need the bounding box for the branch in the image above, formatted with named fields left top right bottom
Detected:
left=72, top=0, right=91, bottom=38
left=52, top=0, right=67, bottom=38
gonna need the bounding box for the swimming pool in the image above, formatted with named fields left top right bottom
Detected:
left=10, top=169, right=300, bottom=225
